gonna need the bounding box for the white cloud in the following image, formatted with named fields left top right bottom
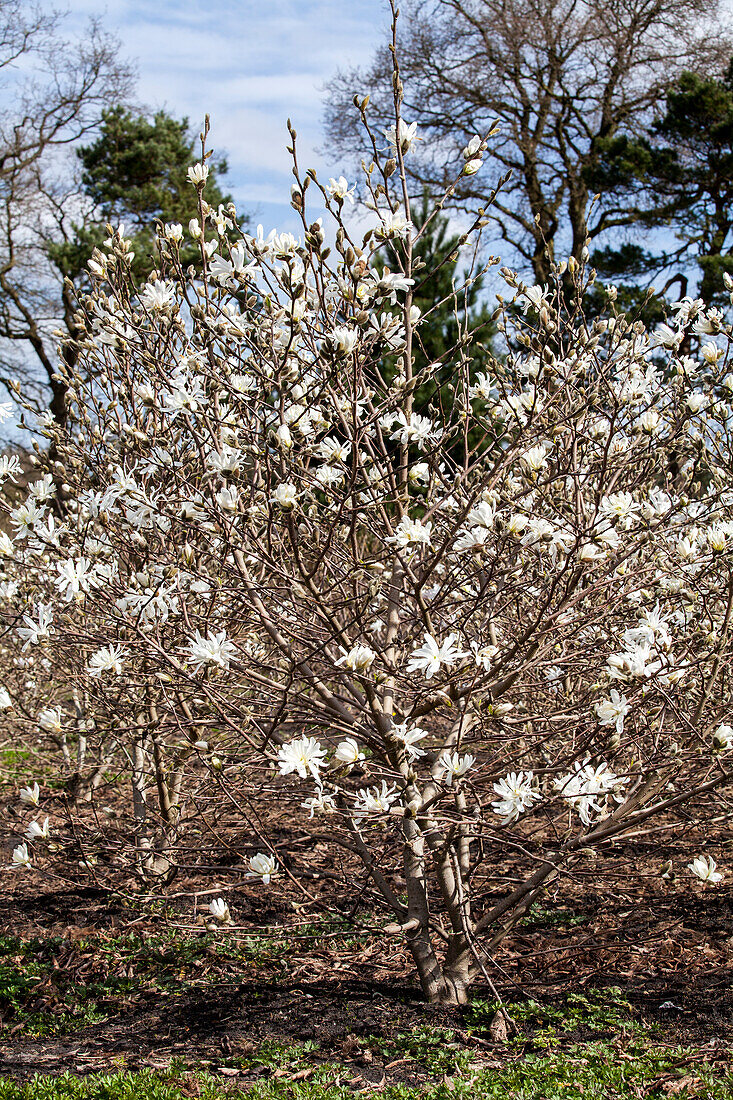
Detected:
left=62, top=0, right=385, bottom=224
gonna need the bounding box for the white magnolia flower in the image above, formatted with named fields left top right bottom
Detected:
left=271, top=230, right=300, bottom=258
left=270, top=482, right=299, bottom=509
left=11, top=498, right=46, bottom=537
left=331, top=327, right=359, bottom=356
left=454, top=526, right=491, bottom=552
left=463, top=155, right=483, bottom=175
left=328, top=176, right=356, bottom=203
left=713, top=723, right=733, bottom=752
left=277, top=736, right=328, bottom=780
left=139, top=281, right=176, bottom=312
left=470, top=372, right=494, bottom=401
left=671, top=296, right=705, bottom=323
left=55, top=558, right=100, bottom=602
left=471, top=642, right=499, bottom=671
left=335, top=645, right=375, bottom=672
left=187, top=163, right=209, bottom=186
left=377, top=208, right=414, bottom=239
left=316, top=464, right=344, bottom=488
left=594, top=690, right=631, bottom=735
left=247, top=852, right=277, bottom=884
left=700, top=341, right=722, bottom=364
left=333, top=738, right=365, bottom=765
left=676, top=536, right=698, bottom=564
left=186, top=630, right=237, bottom=672
left=707, top=525, right=727, bottom=553
left=555, top=759, right=624, bottom=825
left=19, top=783, right=40, bottom=807
left=38, top=706, right=62, bottom=734
left=275, top=423, right=293, bottom=450
left=11, top=841, right=31, bottom=869
left=28, top=475, right=55, bottom=501
left=492, top=771, right=541, bottom=822
left=161, top=372, right=203, bottom=416
left=0, top=686, right=11, bottom=709
left=462, top=134, right=483, bottom=159
left=0, top=454, right=21, bottom=482
left=387, top=516, right=432, bottom=549
left=213, top=204, right=233, bottom=235
left=354, top=780, right=399, bottom=819
left=686, top=392, right=708, bottom=413
left=215, top=486, right=239, bottom=512
left=521, top=284, right=549, bottom=313
left=506, top=513, right=529, bottom=537
left=390, top=411, right=438, bottom=450
left=88, top=644, right=126, bottom=678
left=599, top=491, right=640, bottom=528
left=460, top=136, right=482, bottom=172
left=385, top=118, right=419, bottom=153
left=688, top=855, right=723, bottom=884
left=206, top=443, right=241, bottom=475
left=520, top=444, right=549, bottom=475
left=301, top=789, right=337, bottom=818
left=654, top=322, right=683, bottom=350
left=436, top=752, right=476, bottom=785
left=466, top=501, right=497, bottom=529
left=639, top=409, right=660, bottom=433
left=374, top=268, right=415, bottom=302
left=316, top=436, right=352, bottom=465
left=208, top=897, right=232, bottom=923
left=88, top=250, right=108, bottom=278
left=391, top=723, right=429, bottom=759
left=406, top=632, right=468, bottom=680
left=408, top=461, right=430, bottom=485
left=25, top=817, right=50, bottom=842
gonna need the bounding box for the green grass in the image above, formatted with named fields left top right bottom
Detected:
left=518, top=901, right=589, bottom=929
left=0, top=747, right=35, bottom=779
left=1, top=949, right=730, bottom=1097
left=0, top=921, right=373, bottom=1038
left=0, top=1045, right=731, bottom=1099
left=374, top=1024, right=475, bottom=1074
left=468, top=986, right=653, bottom=1046
left=0, top=937, right=107, bottom=1037
left=233, top=1039, right=321, bottom=1072
left=0, top=931, right=256, bottom=1037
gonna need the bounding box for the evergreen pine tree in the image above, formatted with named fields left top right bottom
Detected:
left=381, top=192, right=495, bottom=418
left=48, top=107, right=234, bottom=286
left=587, top=63, right=733, bottom=309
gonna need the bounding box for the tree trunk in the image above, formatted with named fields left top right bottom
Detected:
left=440, top=970, right=471, bottom=1005
left=404, top=932, right=474, bottom=1004
left=131, top=735, right=153, bottom=874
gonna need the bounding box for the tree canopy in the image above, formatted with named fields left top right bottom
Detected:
left=324, top=0, right=730, bottom=284
left=588, top=63, right=733, bottom=308
left=48, top=107, right=233, bottom=287
left=0, top=0, right=132, bottom=426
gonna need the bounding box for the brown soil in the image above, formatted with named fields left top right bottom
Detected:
left=2, top=771, right=733, bottom=1082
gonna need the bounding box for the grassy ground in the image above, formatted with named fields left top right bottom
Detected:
left=0, top=1001, right=731, bottom=1098
left=1, top=922, right=731, bottom=1097
left=3, top=743, right=732, bottom=1096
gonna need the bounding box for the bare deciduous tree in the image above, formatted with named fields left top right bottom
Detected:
left=0, top=1, right=133, bottom=423
left=325, top=0, right=730, bottom=282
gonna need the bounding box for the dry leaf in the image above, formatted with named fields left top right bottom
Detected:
left=488, top=1008, right=509, bottom=1042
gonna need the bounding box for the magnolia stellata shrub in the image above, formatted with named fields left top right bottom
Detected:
left=4, top=82, right=733, bottom=1003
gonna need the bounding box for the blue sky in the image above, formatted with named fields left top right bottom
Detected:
left=65, top=0, right=387, bottom=231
